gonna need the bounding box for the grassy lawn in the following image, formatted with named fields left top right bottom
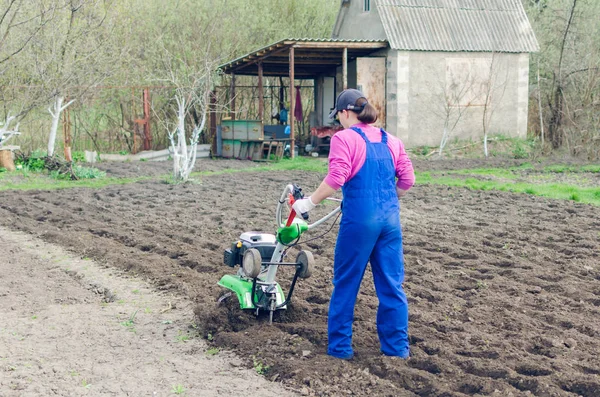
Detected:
left=417, top=163, right=600, bottom=205
left=0, top=172, right=148, bottom=191
left=2, top=158, right=599, bottom=206
left=418, top=173, right=600, bottom=205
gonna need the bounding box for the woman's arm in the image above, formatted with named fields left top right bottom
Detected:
left=309, top=180, right=337, bottom=205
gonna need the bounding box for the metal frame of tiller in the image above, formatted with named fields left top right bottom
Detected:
left=218, top=184, right=341, bottom=323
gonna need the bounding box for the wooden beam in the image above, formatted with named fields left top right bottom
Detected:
left=210, top=89, right=217, bottom=156
left=343, top=47, right=348, bottom=90
left=230, top=74, right=236, bottom=120
left=258, top=62, right=264, bottom=123
left=230, top=45, right=292, bottom=74
left=269, top=52, right=348, bottom=59
left=289, top=41, right=387, bottom=49
left=289, top=47, right=295, bottom=159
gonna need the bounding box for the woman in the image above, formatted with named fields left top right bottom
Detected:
left=292, top=88, right=415, bottom=360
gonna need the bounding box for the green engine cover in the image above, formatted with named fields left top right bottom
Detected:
left=218, top=275, right=286, bottom=310
left=276, top=221, right=308, bottom=245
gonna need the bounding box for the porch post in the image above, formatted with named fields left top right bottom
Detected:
left=289, top=47, right=295, bottom=158
left=258, top=62, right=264, bottom=123
left=343, top=47, right=348, bottom=90
left=230, top=74, right=236, bottom=120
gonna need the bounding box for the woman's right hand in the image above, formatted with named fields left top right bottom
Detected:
left=396, top=187, right=408, bottom=198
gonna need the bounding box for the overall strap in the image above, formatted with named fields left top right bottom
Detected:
left=351, top=126, right=389, bottom=145
left=350, top=126, right=369, bottom=143
left=380, top=128, right=388, bottom=144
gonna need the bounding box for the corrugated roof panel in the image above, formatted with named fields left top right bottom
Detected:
left=376, top=0, right=539, bottom=52
left=218, top=38, right=389, bottom=73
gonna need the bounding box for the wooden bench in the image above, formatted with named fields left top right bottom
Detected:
left=237, top=140, right=285, bottom=161
left=261, top=141, right=284, bottom=161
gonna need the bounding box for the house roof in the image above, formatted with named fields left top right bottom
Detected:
left=218, top=38, right=388, bottom=77
left=352, top=0, right=539, bottom=53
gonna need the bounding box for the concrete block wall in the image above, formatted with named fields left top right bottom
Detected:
left=387, top=51, right=529, bottom=148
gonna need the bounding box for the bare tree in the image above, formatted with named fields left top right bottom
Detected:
left=547, top=0, right=578, bottom=149
left=27, top=0, right=114, bottom=157
left=145, top=1, right=225, bottom=182
left=47, top=96, right=74, bottom=156
left=167, top=69, right=213, bottom=182
left=0, top=0, right=57, bottom=65
left=0, top=113, right=20, bottom=146
left=433, top=64, right=476, bottom=156
left=481, top=53, right=509, bottom=157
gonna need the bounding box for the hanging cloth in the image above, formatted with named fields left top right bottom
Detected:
left=294, top=86, right=303, bottom=121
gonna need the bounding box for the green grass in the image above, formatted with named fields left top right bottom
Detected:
left=428, top=163, right=598, bottom=179
left=1, top=157, right=597, bottom=206
left=417, top=172, right=600, bottom=205
left=190, top=156, right=328, bottom=178
left=0, top=172, right=150, bottom=191
left=543, top=164, right=600, bottom=173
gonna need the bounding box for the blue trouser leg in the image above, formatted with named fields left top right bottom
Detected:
left=370, top=221, right=409, bottom=357
left=327, top=221, right=377, bottom=359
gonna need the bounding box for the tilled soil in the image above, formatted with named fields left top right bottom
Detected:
left=0, top=227, right=294, bottom=397
left=1, top=158, right=599, bottom=396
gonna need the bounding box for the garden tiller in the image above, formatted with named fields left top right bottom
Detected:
left=219, top=184, right=341, bottom=323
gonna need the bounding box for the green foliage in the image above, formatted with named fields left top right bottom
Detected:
left=72, top=166, right=106, bottom=179
left=15, top=150, right=47, bottom=172
left=419, top=146, right=432, bottom=156
left=545, top=164, right=600, bottom=173
left=50, top=166, right=106, bottom=180
left=120, top=310, right=139, bottom=332
left=171, top=384, right=186, bottom=395
left=0, top=174, right=149, bottom=191
left=0, top=167, right=6, bottom=173
left=71, top=151, right=86, bottom=163
left=205, top=347, right=219, bottom=356
left=418, top=168, right=600, bottom=206
left=512, top=141, right=529, bottom=159
left=252, top=356, right=270, bottom=375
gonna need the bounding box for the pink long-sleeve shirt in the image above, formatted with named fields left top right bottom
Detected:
left=324, top=123, right=415, bottom=191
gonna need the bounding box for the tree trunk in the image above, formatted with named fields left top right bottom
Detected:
left=547, top=0, right=578, bottom=150
left=48, top=96, right=75, bottom=157
left=48, top=96, right=64, bottom=156
left=439, top=124, right=449, bottom=157
left=548, top=86, right=564, bottom=149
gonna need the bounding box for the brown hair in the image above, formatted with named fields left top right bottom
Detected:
left=353, top=97, right=378, bottom=124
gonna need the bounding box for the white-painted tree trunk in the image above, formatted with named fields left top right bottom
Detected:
left=47, top=96, right=75, bottom=157
left=0, top=114, right=20, bottom=146
left=439, top=123, right=449, bottom=157
left=169, top=94, right=207, bottom=182
left=483, top=131, right=489, bottom=157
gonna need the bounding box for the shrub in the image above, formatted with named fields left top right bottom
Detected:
left=512, top=141, right=529, bottom=159
left=15, top=151, right=47, bottom=171
left=71, top=151, right=86, bottom=163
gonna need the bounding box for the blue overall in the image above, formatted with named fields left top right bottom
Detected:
left=327, top=126, right=409, bottom=359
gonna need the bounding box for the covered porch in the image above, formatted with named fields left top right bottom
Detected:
left=216, top=38, right=388, bottom=159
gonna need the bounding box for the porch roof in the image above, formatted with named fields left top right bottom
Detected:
left=219, top=38, right=388, bottom=78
